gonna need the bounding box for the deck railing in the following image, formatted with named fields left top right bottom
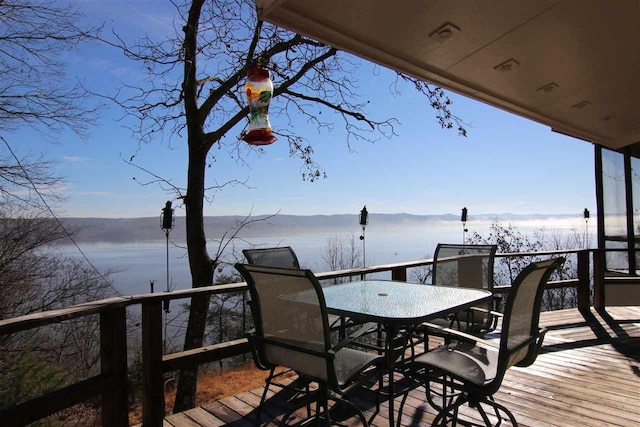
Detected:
left=0, top=248, right=600, bottom=426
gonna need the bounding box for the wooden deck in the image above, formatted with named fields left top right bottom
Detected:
left=159, top=307, right=640, bottom=426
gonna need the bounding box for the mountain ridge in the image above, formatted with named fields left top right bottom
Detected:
left=55, top=213, right=581, bottom=243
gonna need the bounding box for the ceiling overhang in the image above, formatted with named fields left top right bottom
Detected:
left=256, top=0, right=640, bottom=151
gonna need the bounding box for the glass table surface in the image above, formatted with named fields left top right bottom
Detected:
left=320, top=280, right=491, bottom=325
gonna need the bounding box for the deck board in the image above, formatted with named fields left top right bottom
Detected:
left=165, top=307, right=640, bottom=426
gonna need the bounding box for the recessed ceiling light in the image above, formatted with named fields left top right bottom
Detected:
left=429, top=23, right=460, bottom=43
left=494, top=59, right=520, bottom=72
left=571, top=101, right=590, bottom=109
left=537, top=82, right=559, bottom=93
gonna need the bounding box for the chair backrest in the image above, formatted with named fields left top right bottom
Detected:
left=235, top=263, right=333, bottom=382
left=242, top=246, right=301, bottom=269
left=499, top=257, right=564, bottom=374
left=432, top=243, right=497, bottom=290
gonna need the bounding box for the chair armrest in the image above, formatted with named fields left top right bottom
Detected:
left=265, top=336, right=329, bottom=359
left=467, top=306, right=503, bottom=318
left=347, top=322, right=379, bottom=340
left=244, top=328, right=276, bottom=371
left=420, top=323, right=500, bottom=350
left=331, top=322, right=379, bottom=352
left=515, top=327, right=548, bottom=367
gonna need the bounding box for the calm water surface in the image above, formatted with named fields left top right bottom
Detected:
left=56, top=218, right=590, bottom=296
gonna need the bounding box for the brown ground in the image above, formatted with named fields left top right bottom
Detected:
left=128, top=362, right=272, bottom=425
left=43, top=363, right=275, bottom=426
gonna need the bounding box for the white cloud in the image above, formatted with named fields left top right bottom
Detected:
left=64, top=156, right=90, bottom=163
left=72, top=191, right=113, bottom=196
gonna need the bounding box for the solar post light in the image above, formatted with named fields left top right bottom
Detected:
left=583, top=208, right=590, bottom=247
left=160, top=201, right=175, bottom=312
left=461, top=207, right=469, bottom=243
left=359, top=205, right=368, bottom=267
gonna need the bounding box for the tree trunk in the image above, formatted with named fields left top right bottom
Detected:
left=172, top=0, right=212, bottom=412
left=173, top=133, right=215, bottom=412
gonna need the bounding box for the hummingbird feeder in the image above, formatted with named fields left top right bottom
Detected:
left=241, top=67, right=277, bottom=145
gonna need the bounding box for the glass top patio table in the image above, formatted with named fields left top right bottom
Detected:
left=319, top=279, right=491, bottom=427
left=320, top=280, right=492, bottom=326
left=281, top=279, right=491, bottom=427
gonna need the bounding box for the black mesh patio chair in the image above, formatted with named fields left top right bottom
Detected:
left=243, top=246, right=302, bottom=269
left=243, top=245, right=362, bottom=337
left=236, top=263, right=384, bottom=426
left=427, top=243, right=499, bottom=336
left=399, top=257, right=564, bottom=426
left=242, top=247, right=310, bottom=417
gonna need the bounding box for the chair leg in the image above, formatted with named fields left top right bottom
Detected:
left=331, top=395, right=369, bottom=427
left=260, top=370, right=315, bottom=423
left=426, top=374, right=465, bottom=414
left=282, top=390, right=321, bottom=426
left=320, top=394, right=330, bottom=426
left=257, top=367, right=276, bottom=419
left=475, top=402, right=493, bottom=427
left=431, top=390, right=468, bottom=426
left=483, top=397, right=519, bottom=427
left=431, top=395, right=518, bottom=427
left=397, top=390, right=411, bottom=426
left=366, top=369, right=383, bottom=425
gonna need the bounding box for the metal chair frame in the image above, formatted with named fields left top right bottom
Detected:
left=430, top=243, right=499, bottom=335
left=400, top=257, right=565, bottom=426
left=242, top=246, right=311, bottom=419
left=236, top=263, right=383, bottom=426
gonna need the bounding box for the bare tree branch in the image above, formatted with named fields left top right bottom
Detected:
left=0, top=0, right=104, bottom=138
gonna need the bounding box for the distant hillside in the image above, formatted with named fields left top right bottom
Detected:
left=55, top=213, right=578, bottom=243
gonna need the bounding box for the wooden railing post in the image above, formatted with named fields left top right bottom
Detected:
left=391, top=266, right=407, bottom=281
left=593, top=249, right=606, bottom=310
left=576, top=250, right=590, bottom=314
left=142, top=301, right=164, bottom=426
left=100, top=306, right=129, bottom=427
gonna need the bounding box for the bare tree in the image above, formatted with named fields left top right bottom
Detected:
left=0, top=193, right=117, bottom=417
left=410, top=255, right=434, bottom=285
left=205, top=272, right=246, bottom=370
left=468, top=222, right=544, bottom=286
left=535, top=227, right=581, bottom=310
left=0, top=193, right=117, bottom=412
left=0, top=0, right=102, bottom=138
left=468, top=222, right=586, bottom=311
left=322, top=233, right=362, bottom=283
left=108, top=0, right=466, bottom=411
left=0, top=215, right=67, bottom=320
left=0, top=2, right=116, bottom=417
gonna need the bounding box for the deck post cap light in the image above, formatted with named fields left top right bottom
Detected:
left=359, top=205, right=368, bottom=268
left=359, top=205, right=368, bottom=227
left=161, top=201, right=175, bottom=232
left=461, top=207, right=469, bottom=243
left=160, top=200, right=175, bottom=312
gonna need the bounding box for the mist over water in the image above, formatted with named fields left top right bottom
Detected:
left=57, top=217, right=593, bottom=296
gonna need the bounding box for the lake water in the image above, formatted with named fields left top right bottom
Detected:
left=56, top=217, right=592, bottom=296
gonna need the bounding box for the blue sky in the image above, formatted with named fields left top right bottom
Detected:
left=7, top=1, right=595, bottom=219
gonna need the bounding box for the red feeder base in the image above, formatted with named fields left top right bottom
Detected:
left=242, top=129, right=277, bottom=146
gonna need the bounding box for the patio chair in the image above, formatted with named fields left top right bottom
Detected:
left=399, top=257, right=565, bottom=426
left=428, top=243, right=499, bottom=335
left=242, top=247, right=311, bottom=416
left=242, top=246, right=302, bottom=269
left=235, top=263, right=384, bottom=426
left=243, top=245, right=360, bottom=337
